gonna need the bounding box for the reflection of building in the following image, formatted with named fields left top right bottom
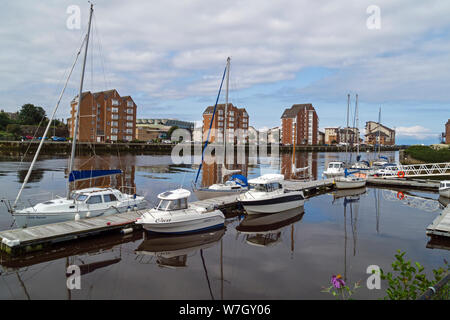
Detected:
left=201, top=155, right=249, bottom=187
left=281, top=152, right=318, bottom=180
left=445, top=119, right=450, bottom=144
left=281, top=104, right=319, bottom=145
left=69, top=89, right=137, bottom=143
left=365, top=121, right=395, bottom=145
left=71, top=155, right=136, bottom=194
left=202, top=104, right=249, bottom=143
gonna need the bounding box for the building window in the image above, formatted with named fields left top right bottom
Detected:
left=112, top=99, right=119, bottom=106
left=127, top=115, right=133, bottom=121
left=112, top=107, right=119, bottom=113
left=126, top=122, right=133, bottom=127
left=112, top=121, right=118, bottom=127
left=111, top=128, right=118, bottom=134
left=126, top=129, right=133, bottom=134
left=127, top=101, right=133, bottom=107
left=111, top=135, right=117, bottom=141
left=112, top=115, right=119, bottom=120
left=127, top=109, right=133, bottom=114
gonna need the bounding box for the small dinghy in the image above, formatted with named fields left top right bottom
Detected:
left=135, top=188, right=225, bottom=234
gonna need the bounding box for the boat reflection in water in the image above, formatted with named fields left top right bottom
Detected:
left=438, top=195, right=449, bottom=209
left=331, top=187, right=367, bottom=201
left=236, top=207, right=305, bottom=247
left=135, top=227, right=225, bottom=268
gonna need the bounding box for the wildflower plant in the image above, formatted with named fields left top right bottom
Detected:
left=322, top=274, right=361, bottom=300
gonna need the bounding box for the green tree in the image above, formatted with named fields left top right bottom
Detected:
left=0, top=111, right=11, bottom=131
left=6, top=124, right=21, bottom=137
left=18, top=104, right=47, bottom=125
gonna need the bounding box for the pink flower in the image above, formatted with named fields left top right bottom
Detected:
left=331, top=274, right=345, bottom=289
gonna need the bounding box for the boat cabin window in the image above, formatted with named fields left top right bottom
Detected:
left=157, top=198, right=188, bottom=211
left=103, top=194, right=118, bottom=202
left=441, top=182, right=448, bottom=188
left=329, top=163, right=342, bottom=169
left=86, top=195, right=103, bottom=204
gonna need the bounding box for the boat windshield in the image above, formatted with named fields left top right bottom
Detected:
left=250, top=182, right=281, bottom=192
left=157, top=198, right=187, bottom=211
left=75, top=194, right=88, bottom=202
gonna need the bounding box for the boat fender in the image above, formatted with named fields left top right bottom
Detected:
left=86, top=211, right=91, bottom=218
left=74, top=213, right=80, bottom=221
left=121, top=228, right=133, bottom=234
left=133, top=205, right=138, bottom=211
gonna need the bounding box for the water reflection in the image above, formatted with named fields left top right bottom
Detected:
left=135, top=228, right=225, bottom=268
left=280, top=152, right=318, bottom=180
left=200, top=155, right=249, bottom=187
left=69, top=155, right=137, bottom=194
left=17, top=168, right=45, bottom=184
left=236, top=207, right=304, bottom=248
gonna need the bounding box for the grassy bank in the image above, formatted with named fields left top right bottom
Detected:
left=403, top=145, right=450, bottom=163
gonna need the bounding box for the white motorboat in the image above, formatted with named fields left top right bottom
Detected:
left=439, top=181, right=450, bottom=198
left=322, top=161, right=346, bottom=177
left=335, top=176, right=367, bottom=189
left=135, top=188, right=225, bottom=234
left=13, top=187, right=147, bottom=227
left=238, top=174, right=304, bottom=215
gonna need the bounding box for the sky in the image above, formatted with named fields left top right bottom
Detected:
left=0, top=0, right=449, bottom=145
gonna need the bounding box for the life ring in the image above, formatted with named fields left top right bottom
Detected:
left=397, top=171, right=405, bottom=178
left=397, top=191, right=405, bottom=200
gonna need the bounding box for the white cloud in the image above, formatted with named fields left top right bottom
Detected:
left=396, top=126, right=438, bottom=140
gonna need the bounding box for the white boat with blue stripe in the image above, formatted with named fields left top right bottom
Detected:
left=135, top=188, right=225, bottom=234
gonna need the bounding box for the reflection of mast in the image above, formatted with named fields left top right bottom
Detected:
left=16, top=272, right=30, bottom=300
left=200, top=249, right=215, bottom=300
left=374, top=189, right=380, bottom=233
left=344, top=198, right=348, bottom=282
left=350, top=201, right=359, bottom=256
left=220, top=239, right=223, bottom=300
left=66, top=257, right=71, bottom=300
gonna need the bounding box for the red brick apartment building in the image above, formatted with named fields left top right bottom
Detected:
left=202, top=103, right=249, bottom=143
left=281, top=104, right=319, bottom=145
left=68, top=89, right=137, bottom=143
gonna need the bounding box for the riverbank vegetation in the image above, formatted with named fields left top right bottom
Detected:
left=403, top=145, right=450, bottom=163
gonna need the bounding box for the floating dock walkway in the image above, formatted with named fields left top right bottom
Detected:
left=427, top=205, right=450, bottom=239
left=366, top=177, right=440, bottom=191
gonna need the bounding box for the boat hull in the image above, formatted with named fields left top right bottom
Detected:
left=193, top=188, right=245, bottom=200
left=439, top=188, right=450, bottom=199
left=335, top=179, right=367, bottom=189
left=240, top=192, right=304, bottom=215
left=13, top=199, right=147, bottom=228
left=137, top=210, right=225, bottom=234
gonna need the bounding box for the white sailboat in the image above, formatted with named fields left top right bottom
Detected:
left=6, top=4, right=146, bottom=228
left=135, top=188, right=225, bottom=234
left=192, top=57, right=248, bottom=200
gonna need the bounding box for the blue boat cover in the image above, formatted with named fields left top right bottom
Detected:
left=69, top=169, right=122, bottom=182
left=229, top=174, right=248, bottom=187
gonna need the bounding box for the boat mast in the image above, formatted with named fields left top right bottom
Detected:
left=377, top=106, right=381, bottom=159
left=12, top=36, right=86, bottom=208
left=67, top=3, right=94, bottom=198
left=345, top=94, right=350, bottom=161
left=355, top=94, right=359, bottom=156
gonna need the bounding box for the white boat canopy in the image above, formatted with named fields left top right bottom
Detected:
left=248, top=174, right=284, bottom=184
left=157, top=188, right=191, bottom=200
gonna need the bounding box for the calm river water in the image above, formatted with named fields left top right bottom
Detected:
left=0, top=151, right=448, bottom=299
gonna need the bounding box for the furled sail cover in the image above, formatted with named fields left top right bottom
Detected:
left=68, top=169, right=122, bottom=182
left=230, top=174, right=248, bottom=187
